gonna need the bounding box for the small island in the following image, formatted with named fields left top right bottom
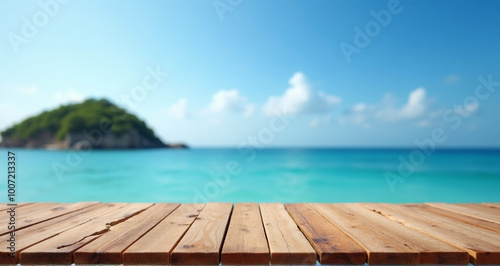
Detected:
left=0, top=99, right=187, bottom=149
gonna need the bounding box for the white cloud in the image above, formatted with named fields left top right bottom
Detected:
left=340, top=88, right=436, bottom=128
left=377, top=88, right=428, bottom=122
left=205, top=89, right=255, bottom=117
left=400, top=88, right=428, bottom=118
left=165, top=98, right=189, bottom=119
left=342, top=103, right=373, bottom=128
left=53, top=89, right=85, bottom=104
left=350, top=103, right=368, bottom=113
left=444, top=74, right=460, bottom=84
left=263, top=72, right=341, bottom=116
left=16, top=86, right=39, bottom=96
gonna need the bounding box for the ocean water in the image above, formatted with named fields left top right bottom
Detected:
left=3, top=148, right=500, bottom=203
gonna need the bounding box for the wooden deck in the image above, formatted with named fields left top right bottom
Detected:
left=2, top=202, right=500, bottom=265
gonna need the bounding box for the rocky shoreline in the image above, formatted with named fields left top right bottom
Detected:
left=0, top=129, right=188, bottom=150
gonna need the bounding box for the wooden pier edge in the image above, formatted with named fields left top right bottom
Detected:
left=1, top=202, right=499, bottom=265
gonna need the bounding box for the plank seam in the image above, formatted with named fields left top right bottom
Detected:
left=115, top=203, right=181, bottom=262
left=216, top=203, right=234, bottom=264
left=0, top=202, right=101, bottom=236
left=310, top=204, right=375, bottom=260
left=257, top=203, right=272, bottom=262
left=65, top=204, right=156, bottom=263
left=283, top=204, right=320, bottom=262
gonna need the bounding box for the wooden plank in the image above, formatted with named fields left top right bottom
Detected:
left=483, top=203, right=500, bottom=209
left=285, top=203, right=366, bottom=265
left=0, top=203, right=61, bottom=228
left=1, top=203, right=72, bottom=230
left=391, top=204, right=500, bottom=246
left=221, top=203, right=269, bottom=265
left=1, top=202, right=58, bottom=214
left=419, top=204, right=500, bottom=234
left=74, top=203, right=179, bottom=264
left=20, top=203, right=153, bottom=264
left=260, top=203, right=316, bottom=265
left=3, top=202, right=498, bottom=265
left=313, top=203, right=468, bottom=265
left=363, top=203, right=500, bottom=264
left=0, top=202, right=98, bottom=235
left=123, top=203, right=205, bottom=265
left=0, top=203, right=126, bottom=264
left=0, top=202, right=33, bottom=211
left=427, top=203, right=500, bottom=224
left=1, top=202, right=54, bottom=212
left=171, top=202, right=233, bottom=265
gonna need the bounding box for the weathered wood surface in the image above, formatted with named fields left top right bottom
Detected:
left=0, top=202, right=33, bottom=211
left=0, top=202, right=98, bottom=235
left=427, top=203, right=500, bottom=224
left=123, top=203, right=205, bottom=265
left=260, top=203, right=316, bottom=264
left=1, top=202, right=498, bottom=265
left=0, top=203, right=124, bottom=264
left=313, top=203, right=468, bottom=265
left=362, top=203, right=500, bottom=264
left=170, top=202, right=233, bottom=265
left=285, top=203, right=367, bottom=264
left=221, top=203, right=269, bottom=265
left=482, top=203, right=500, bottom=208
left=74, top=203, right=179, bottom=264
left=418, top=204, right=500, bottom=233
left=20, top=203, right=153, bottom=264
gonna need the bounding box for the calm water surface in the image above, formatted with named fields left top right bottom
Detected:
left=4, top=148, right=500, bottom=203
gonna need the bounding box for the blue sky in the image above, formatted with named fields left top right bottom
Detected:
left=1, top=0, right=499, bottom=147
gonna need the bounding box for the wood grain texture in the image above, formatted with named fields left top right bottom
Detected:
left=74, top=203, right=179, bottom=264
left=313, top=203, right=468, bottom=265
left=285, top=203, right=366, bottom=265
left=123, top=203, right=205, bottom=265
left=260, top=203, right=316, bottom=265
left=0, top=202, right=33, bottom=211
left=19, top=203, right=153, bottom=264
left=418, top=204, right=500, bottom=234
left=392, top=204, right=500, bottom=246
left=3, top=202, right=500, bottom=265
left=0, top=202, right=99, bottom=236
left=221, top=203, right=269, bottom=265
left=0, top=203, right=60, bottom=233
left=171, top=202, right=233, bottom=265
left=1, top=202, right=56, bottom=214
left=483, top=203, right=500, bottom=208
left=427, top=203, right=500, bottom=224
left=363, top=203, right=500, bottom=264
left=0, top=203, right=125, bottom=264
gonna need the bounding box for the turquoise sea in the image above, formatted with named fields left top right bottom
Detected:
left=3, top=148, right=500, bottom=203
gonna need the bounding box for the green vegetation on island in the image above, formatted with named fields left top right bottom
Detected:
left=0, top=99, right=186, bottom=149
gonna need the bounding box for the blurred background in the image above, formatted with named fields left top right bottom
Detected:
left=1, top=0, right=499, bottom=203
